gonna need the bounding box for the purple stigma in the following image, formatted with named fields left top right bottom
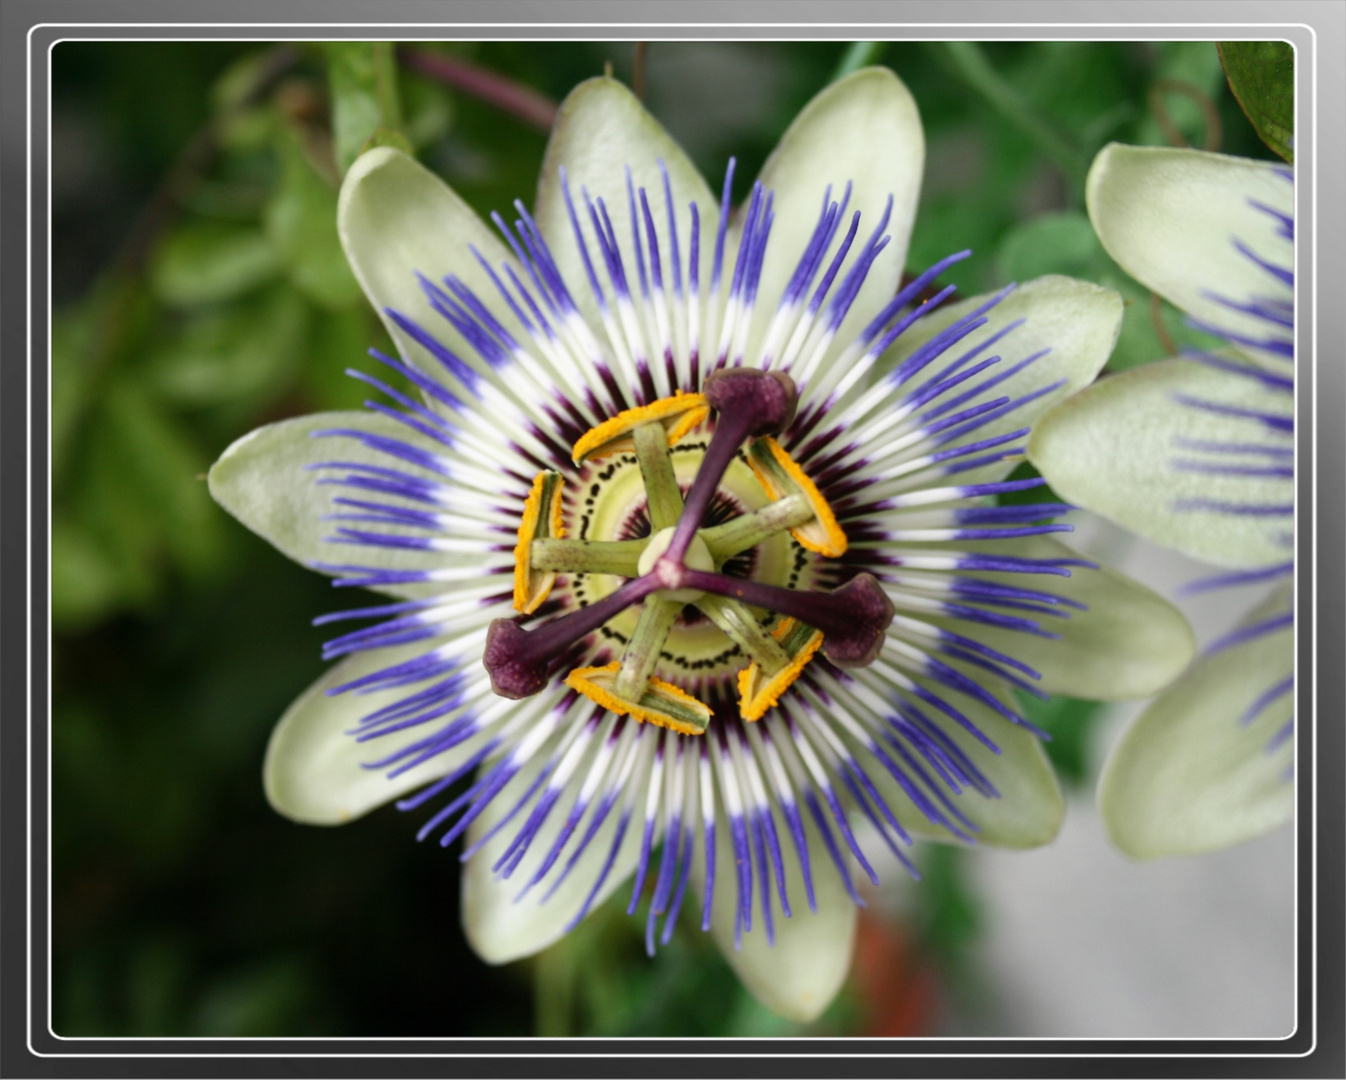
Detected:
left=483, top=576, right=659, bottom=698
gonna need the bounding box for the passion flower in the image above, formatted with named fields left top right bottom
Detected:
left=210, top=71, right=1192, bottom=1020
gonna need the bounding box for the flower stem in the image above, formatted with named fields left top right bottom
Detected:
left=397, top=47, right=559, bottom=132
left=832, top=42, right=889, bottom=81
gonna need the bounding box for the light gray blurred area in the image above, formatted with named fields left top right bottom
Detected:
left=967, top=514, right=1296, bottom=1038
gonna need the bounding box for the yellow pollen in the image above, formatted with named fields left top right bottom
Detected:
left=512, top=471, right=566, bottom=614
left=565, top=662, right=712, bottom=736
left=736, top=618, right=825, bottom=722
left=746, top=437, right=848, bottom=557
left=571, top=391, right=709, bottom=465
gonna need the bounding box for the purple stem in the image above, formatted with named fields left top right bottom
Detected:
left=399, top=48, right=559, bottom=132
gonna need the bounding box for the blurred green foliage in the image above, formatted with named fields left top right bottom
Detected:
left=50, top=39, right=1282, bottom=1039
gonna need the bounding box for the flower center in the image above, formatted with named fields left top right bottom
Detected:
left=485, top=369, right=894, bottom=731
left=572, top=440, right=798, bottom=674
left=635, top=527, right=714, bottom=602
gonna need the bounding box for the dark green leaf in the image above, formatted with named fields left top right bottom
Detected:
left=126, top=940, right=188, bottom=1035
left=995, top=460, right=1060, bottom=508
left=399, top=69, right=455, bottom=149
left=51, top=305, right=98, bottom=479
left=210, top=47, right=285, bottom=113
left=1127, top=42, right=1226, bottom=152
left=1218, top=41, right=1294, bottom=162
left=189, top=960, right=314, bottom=1036
left=300, top=303, right=382, bottom=411
left=100, top=380, right=229, bottom=581
left=830, top=42, right=888, bottom=82
left=914, top=845, right=982, bottom=958
left=1098, top=266, right=1226, bottom=372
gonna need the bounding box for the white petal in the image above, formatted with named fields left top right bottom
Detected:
left=207, top=410, right=480, bottom=597
left=1028, top=358, right=1293, bottom=568
left=859, top=674, right=1064, bottom=849
left=876, top=276, right=1122, bottom=484
left=338, top=147, right=524, bottom=390
left=533, top=77, right=716, bottom=331
left=701, top=812, right=857, bottom=1023
left=264, top=643, right=475, bottom=825
left=747, top=67, right=924, bottom=362
left=930, top=535, right=1196, bottom=701
left=1098, top=586, right=1294, bottom=857
left=461, top=735, right=648, bottom=964
left=1086, top=144, right=1293, bottom=369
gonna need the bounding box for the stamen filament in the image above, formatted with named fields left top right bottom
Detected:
left=613, top=596, right=683, bottom=699
left=700, top=494, right=814, bottom=562
left=695, top=596, right=792, bottom=673
left=530, top=537, right=646, bottom=576
left=633, top=421, right=685, bottom=530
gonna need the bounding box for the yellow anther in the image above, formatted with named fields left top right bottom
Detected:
left=746, top=437, right=848, bottom=557
left=512, top=471, right=566, bottom=614
left=571, top=391, right=709, bottom=465
left=565, top=662, right=712, bottom=736
left=736, top=618, right=825, bottom=722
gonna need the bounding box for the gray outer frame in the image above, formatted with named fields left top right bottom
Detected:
left=5, top=0, right=1342, bottom=1073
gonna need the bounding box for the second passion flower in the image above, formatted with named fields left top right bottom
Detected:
left=208, top=69, right=1193, bottom=1021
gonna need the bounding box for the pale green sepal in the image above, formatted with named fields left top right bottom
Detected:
left=857, top=674, right=1064, bottom=849
left=207, top=411, right=455, bottom=597
left=747, top=67, right=923, bottom=369
left=927, top=536, right=1196, bottom=701
left=1028, top=358, right=1291, bottom=568
left=1086, top=144, right=1292, bottom=370
left=1098, top=586, right=1294, bottom=858
left=701, top=815, right=857, bottom=1023
left=533, top=77, right=716, bottom=334
left=264, top=642, right=470, bottom=825
left=462, top=732, right=647, bottom=964
left=873, top=276, right=1122, bottom=485
left=337, top=147, right=516, bottom=393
